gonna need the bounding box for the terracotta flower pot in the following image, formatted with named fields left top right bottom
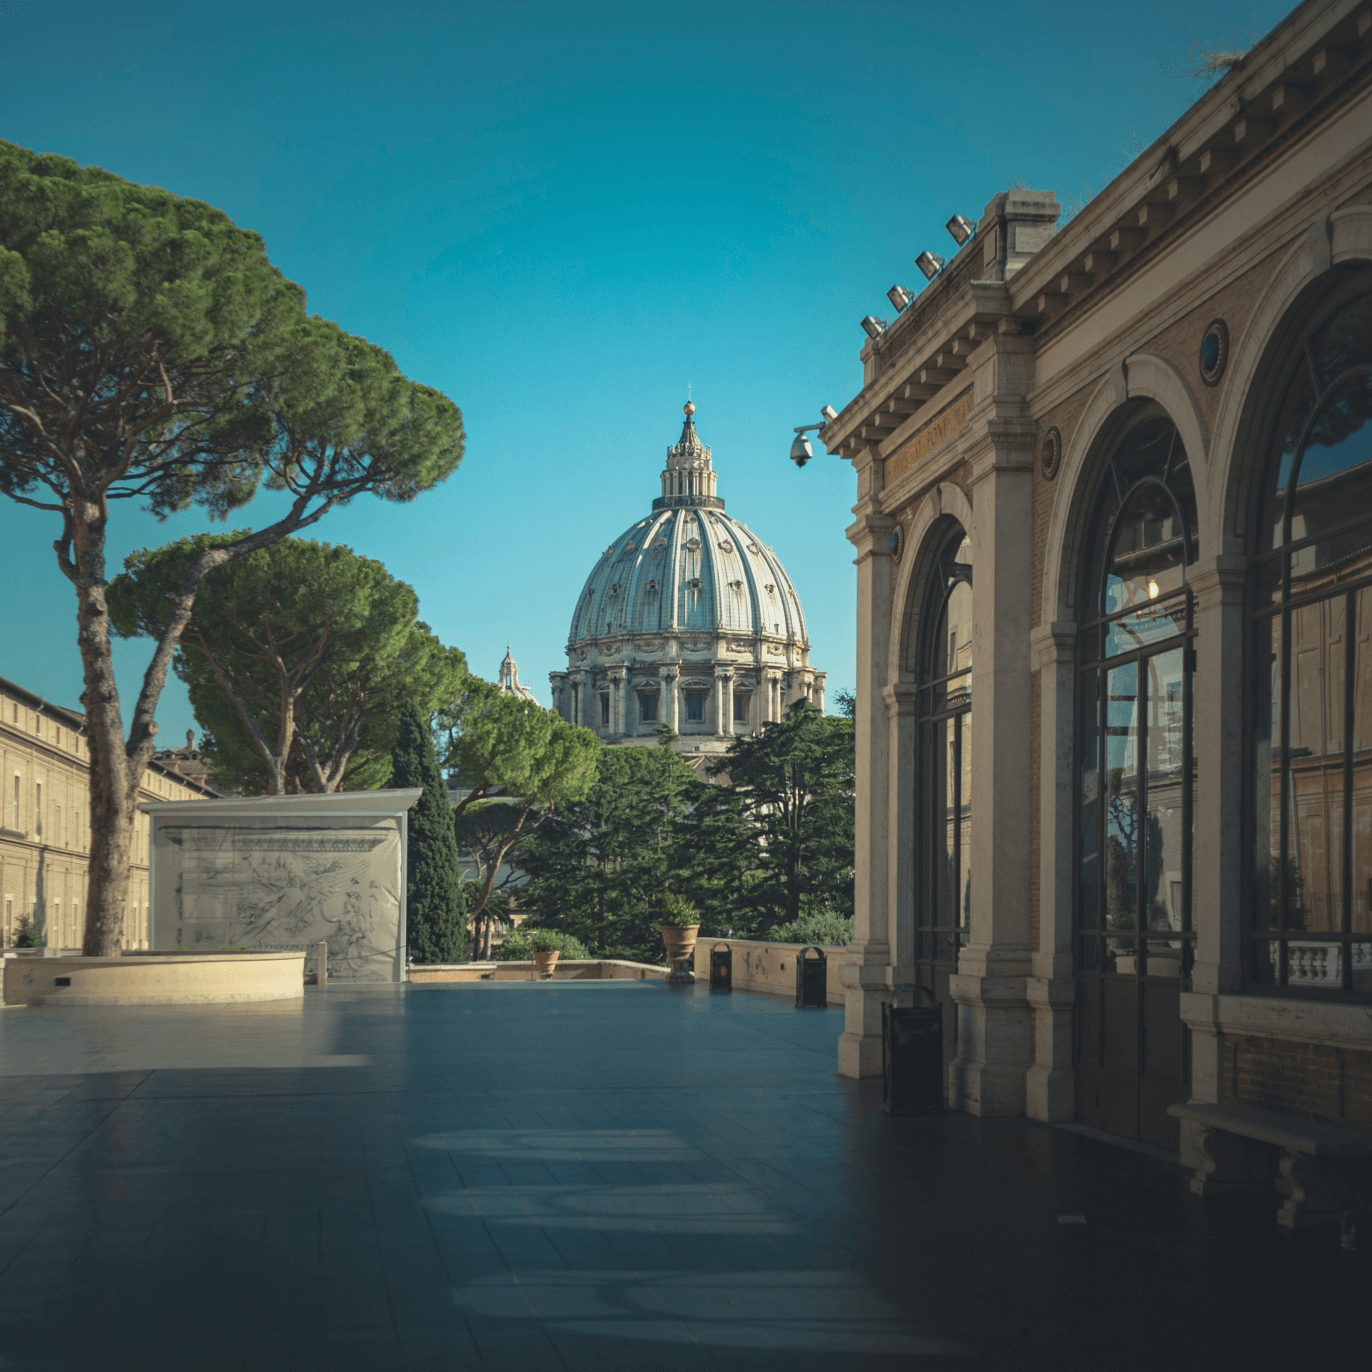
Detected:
left=660, top=923, right=701, bottom=963
left=532, top=949, right=560, bottom=978
left=660, top=923, right=700, bottom=983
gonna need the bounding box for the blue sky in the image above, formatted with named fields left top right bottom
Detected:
left=1, top=0, right=1288, bottom=739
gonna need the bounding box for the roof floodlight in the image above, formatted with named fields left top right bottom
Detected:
left=915, top=251, right=946, bottom=280
left=820, top=405, right=837, bottom=422
left=860, top=315, right=886, bottom=340
left=886, top=284, right=915, bottom=312
left=945, top=214, right=975, bottom=245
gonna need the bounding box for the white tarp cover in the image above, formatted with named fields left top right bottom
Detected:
left=151, top=811, right=406, bottom=982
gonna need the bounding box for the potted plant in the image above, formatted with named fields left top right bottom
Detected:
left=527, top=929, right=563, bottom=978
left=658, top=894, right=701, bottom=983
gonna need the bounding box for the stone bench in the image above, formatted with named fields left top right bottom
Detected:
left=1169, top=1101, right=1372, bottom=1228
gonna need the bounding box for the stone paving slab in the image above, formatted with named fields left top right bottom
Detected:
left=0, top=981, right=1367, bottom=1370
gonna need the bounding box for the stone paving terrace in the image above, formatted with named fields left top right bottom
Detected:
left=0, top=980, right=1366, bottom=1370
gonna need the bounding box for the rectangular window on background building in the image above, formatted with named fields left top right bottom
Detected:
left=35, top=782, right=41, bottom=838
left=686, top=695, right=704, bottom=722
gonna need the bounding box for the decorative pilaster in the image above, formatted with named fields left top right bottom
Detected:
left=1026, top=620, right=1078, bottom=1122
left=948, top=401, right=1036, bottom=1116
left=883, top=682, right=919, bottom=981
left=839, top=506, right=894, bottom=1079
left=1185, top=553, right=1248, bottom=1103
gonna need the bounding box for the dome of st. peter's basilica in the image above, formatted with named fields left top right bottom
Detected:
left=550, top=403, right=825, bottom=756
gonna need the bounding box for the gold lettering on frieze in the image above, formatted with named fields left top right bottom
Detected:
left=884, top=389, right=974, bottom=486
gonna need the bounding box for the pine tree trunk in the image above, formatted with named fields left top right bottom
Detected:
left=71, top=499, right=145, bottom=956
left=67, top=496, right=189, bottom=956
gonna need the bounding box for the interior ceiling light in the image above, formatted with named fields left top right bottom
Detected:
left=946, top=214, right=975, bottom=245
left=860, top=315, right=886, bottom=340
left=915, top=251, right=946, bottom=281
left=886, top=284, right=915, bottom=312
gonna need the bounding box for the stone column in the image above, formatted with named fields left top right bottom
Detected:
left=948, top=422, right=1035, bottom=1116
left=549, top=672, right=569, bottom=721
left=567, top=671, right=582, bottom=727
left=1183, top=555, right=1248, bottom=1104
left=608, top=667, right=626, bottom=738
left=713, top=666, right=735, bottom=740
left=659, top=666, right=678, bottom=734
left=1026, top=621, right=1078, bottom=1123
left=839, top=509, right=894, bottom=1078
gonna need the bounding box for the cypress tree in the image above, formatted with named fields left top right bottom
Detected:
left=390, top=700, right=466, bottom=964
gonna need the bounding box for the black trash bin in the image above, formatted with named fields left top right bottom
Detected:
left=709, top=942, right=732, bottom=991
left=795, top=945, right=827, bottom=1008
left=882, top=984, right=944, bottom=1115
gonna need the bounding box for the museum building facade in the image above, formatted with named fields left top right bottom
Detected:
left=821, top=0, right=1372, bottom=1155
left=0, top=673, right=219, bottom=950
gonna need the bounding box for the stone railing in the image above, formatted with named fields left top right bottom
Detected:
left=408, top=959, right=667, bottom=983
left=1274, top=941, right=1372, bottom=987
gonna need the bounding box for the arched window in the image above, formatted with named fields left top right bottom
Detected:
left=916, top=527, right=973, bottom=1020
left=1076, top=410, right=1198, bottom=1145
left=1250, top=285, right=1372, bottom=997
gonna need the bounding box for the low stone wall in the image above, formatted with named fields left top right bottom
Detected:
left=691, top=938, right=846, bottom=1006
left=408, top=959, right=668, bottom=983
left=2, top=951, right=305, bottom=1006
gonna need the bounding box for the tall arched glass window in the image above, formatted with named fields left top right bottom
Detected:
left=1251, top=285, right=1372, bottom=997
left=916, top=528, right=973, bottom=1015
left=1076, top=411, right=1198, bottom=1146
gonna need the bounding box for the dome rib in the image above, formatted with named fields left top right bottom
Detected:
left=567, top=507, right=811, bottom=649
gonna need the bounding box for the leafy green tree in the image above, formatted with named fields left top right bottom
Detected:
left=517, top=743, right=706, bottom=962
left=764, top=907, right=854, bottom=947
left=390, top=700, right=466, bottom=964
left=445, top=691, right=600, bottom=956
left=110, top=535, right=467, bottom=794
left=0, top=142, right=464, bottom=954
left=698, top=699, right=855, bottom=934
left=490, top=928, right=589, bottom=961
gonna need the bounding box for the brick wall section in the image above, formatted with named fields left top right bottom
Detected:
left=1222, top=1035, right=1372, bottom=1133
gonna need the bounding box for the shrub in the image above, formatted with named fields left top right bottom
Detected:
left=657, top=893, right=700, bottom=927
left=12, top=916, right=41, bottom=949
left=764, top=908, right=854, bottom=947
left=490, top=929, right=590, bottom=961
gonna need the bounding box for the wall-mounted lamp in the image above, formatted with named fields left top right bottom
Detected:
left=860, top=315, right=887, bottom=340
left=945, top=214, right=976, bottom=245
left=914, top=251, right=946, bottom=281
left=886, top=284, right=915, bottom=312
